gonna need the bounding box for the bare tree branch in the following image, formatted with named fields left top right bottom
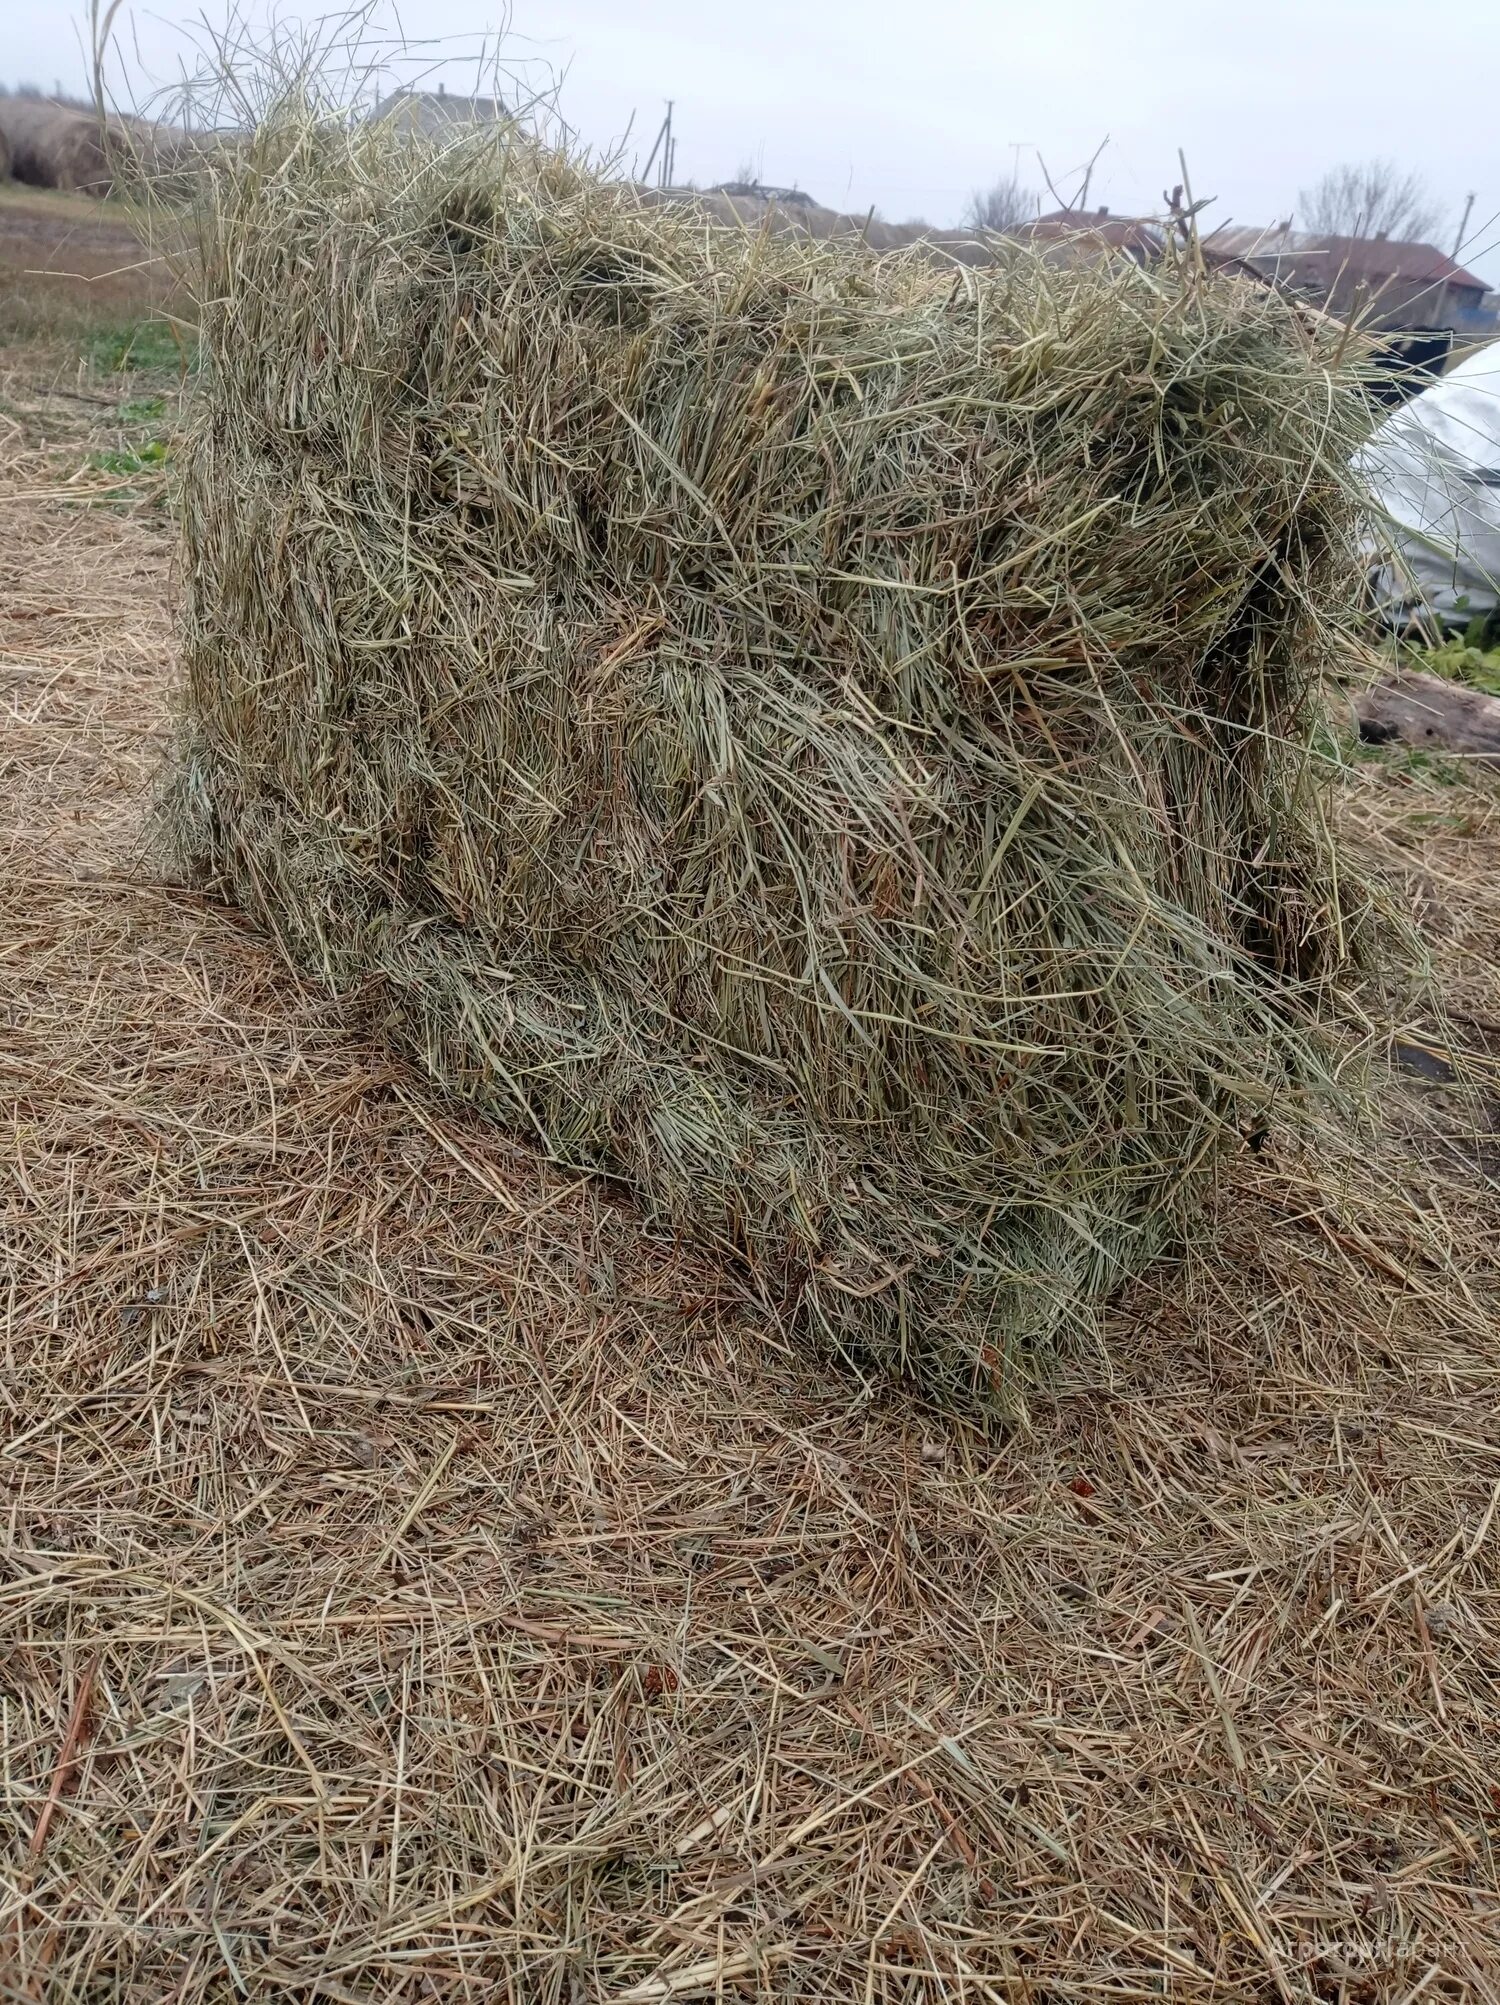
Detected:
left=964, top=172, right=1039, bottom=233
left=1299, top=159, right=1446, bottom=244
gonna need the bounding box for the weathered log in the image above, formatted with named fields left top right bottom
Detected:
left=1355, top=670, right=1500, bottom=763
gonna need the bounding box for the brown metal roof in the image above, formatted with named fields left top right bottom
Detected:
left=1025, top=208, right=1167, bottom=256
left=1201, top=223, right=1485, bottom=292
left=1303, top=235, right=1485, bottom=289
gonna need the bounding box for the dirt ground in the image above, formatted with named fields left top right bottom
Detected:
left=3, top=191, right=1500, bottom=2002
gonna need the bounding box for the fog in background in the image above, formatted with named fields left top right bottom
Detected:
left=14, top=0, right=1500, bottom=282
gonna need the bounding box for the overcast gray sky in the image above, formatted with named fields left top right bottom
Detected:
left=15, top=0, right=1500, bottom=282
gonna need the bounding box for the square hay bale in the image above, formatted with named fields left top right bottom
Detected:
left=165, top=117, right=1381, bottom=1413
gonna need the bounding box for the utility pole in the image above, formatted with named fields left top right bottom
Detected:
left=1454, top=191, right=1476, bottom=258
left=642, top=99, right=674, bottom=190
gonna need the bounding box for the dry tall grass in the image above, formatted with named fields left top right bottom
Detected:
left=2, top=367, right=1499, bottom=2001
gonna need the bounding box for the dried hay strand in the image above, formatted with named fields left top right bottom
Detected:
left=163, top=111, right=1389, bottom=1414
left=4, top=376, right=1500, bottom=2001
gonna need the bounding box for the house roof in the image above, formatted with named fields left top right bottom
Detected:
left=1024, top=208, right=1167, bottom=256
left=372, top=87, right=509, bottom=134
left=707, top=180, right=818, bottom=210
left=1310, top=236, right=1485, bottom=290
left=1202, top=223, right=1485, bottom=291
left=1201, top=223, right=1318, bottom=260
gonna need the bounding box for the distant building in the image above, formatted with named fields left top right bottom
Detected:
left=1203, top=223, right=1488, bottom=326
left=372, top=85, right=509, bottom=136
left=707, top=180, right=818, bottom=210
left=1022, top=207, right=1168, bottom=265
left=1202, top=223, right=1496, bottom=396
left=1462, top=291, right=1500, bottom=336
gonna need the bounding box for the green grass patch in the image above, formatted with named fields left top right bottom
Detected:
left=85, top=318, right=194, bottom=375
left=117, top=393, right=168, bottom=425
left=1353, top=735, right=1468, bottom=786
left=81, top=430, right=174, bottom=509
left=1413, top=635, right=1500, bottom=698
left=88, top=438, right=170, bottom=477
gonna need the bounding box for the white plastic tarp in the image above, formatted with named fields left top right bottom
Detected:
left=1360, top=341, right=1500, bottom=623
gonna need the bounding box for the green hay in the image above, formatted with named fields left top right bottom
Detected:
left=163, top=112, right=1386, bottom=1415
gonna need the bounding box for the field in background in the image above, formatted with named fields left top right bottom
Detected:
left=3, top=191, right=1500, bottom=2000
left=0, top=180, right=185, bottom=357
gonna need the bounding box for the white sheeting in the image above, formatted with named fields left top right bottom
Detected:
left=1360, top=342, right=1500, bottom=622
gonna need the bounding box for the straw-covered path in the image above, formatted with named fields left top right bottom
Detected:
left=3, top=376, right=1500, bottom=2001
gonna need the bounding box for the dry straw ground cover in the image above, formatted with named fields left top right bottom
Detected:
left=3, top=332, right=1500, bottom=1995
left=167, top=116, right=1394, bottom=1412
